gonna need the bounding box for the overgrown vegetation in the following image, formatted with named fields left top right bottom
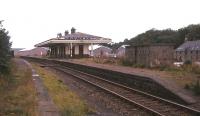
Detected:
left=185, top=80, right=200, bottom=95
left=93, top=57, right=117, bottom=64
left=0, top=59, right=37, bottom=115
left=154, top=63, right=200, bottom=95
left=32, top=63, right=92, bottom=116
left=0, top=21, right=12, bottom=75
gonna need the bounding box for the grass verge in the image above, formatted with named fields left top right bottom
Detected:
left=0, top=58, right=37, bottom=116
left=31, top=63, right=91, bottom=116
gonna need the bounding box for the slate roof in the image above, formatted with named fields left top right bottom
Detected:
left=176, top=40, right=200, bottom=51
left=35, top=31, right=112, bottom=47
left=62, top=32, right=109, bottom=40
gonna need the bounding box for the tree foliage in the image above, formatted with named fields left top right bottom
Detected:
left=129, top=28, right=179, bottom=47
left=101, top=24, right=200, bottom=51
left=116, top=24, right=200, bottom=49
left=0, top=21, right=12, bottom=74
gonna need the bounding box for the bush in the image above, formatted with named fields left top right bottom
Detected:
left=120, top=58, right=133, bottom=66
left=191, top=64, right=200, bottom=74
left=133, top=64, right=145, bottom=68
left=185, top=81, right=200, bottom=95
left=184, top=84, right=190, bottom=89
left=193, top=81, right=200, bottom=95
left=184, top=60, right=192, bottom=65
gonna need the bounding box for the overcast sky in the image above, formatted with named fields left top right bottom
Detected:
left=1, top=0, right=200, bottom=49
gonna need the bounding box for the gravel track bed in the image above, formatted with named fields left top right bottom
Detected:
left=55, top=65, right=198, bottom=116
left=43, top=66, right=148, bottom=116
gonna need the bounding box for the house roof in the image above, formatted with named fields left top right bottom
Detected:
left=176, top=40, right=200, bottom=51
left=35, top=32, right=111, bottom=47
left=94, top=46, right=112, bottom=51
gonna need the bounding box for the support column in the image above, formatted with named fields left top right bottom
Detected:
left=57, top=46, right=59, bottom=58
left=55, top=47, right=57, bottom=58
left=91, top=43, right=94, bottom=57
left=61, top=46, right=64, bottom=58
left=50, top=47, right=53, bottom=57
left=50, top=47, right=52, bottom=57
left=70, top=43, right=73, bottom=57
left=53, top=47, right=55, bottom=57
left=63, top=46, right=65, bottom=57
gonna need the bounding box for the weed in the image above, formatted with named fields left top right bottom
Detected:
left=184, top=84, right=190, bottom=89
left=119, top=58, right=133, bottom=66
left=193, top=80, right=200, bottom=95
left=185, top=80, right=200, bottom=95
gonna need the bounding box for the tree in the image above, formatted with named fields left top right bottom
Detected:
left=0, top=21, right=12, bottom=74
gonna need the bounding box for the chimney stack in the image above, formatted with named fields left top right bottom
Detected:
left=57, top=33, right=62, bottom=38
left=64, top=30, right=69, bottom=36
left=71, top=27, right=76, bottom=34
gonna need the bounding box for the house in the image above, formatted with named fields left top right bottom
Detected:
left=93, top=46, right=112, bottom=57
left=125, top=44, right=174, bottom=67
left=175, top=40, right=200, bottom=62
left=35, top=27, right=112, bottom=58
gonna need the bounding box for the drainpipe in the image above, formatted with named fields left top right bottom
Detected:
left=91, top=43, right=94, bottom=57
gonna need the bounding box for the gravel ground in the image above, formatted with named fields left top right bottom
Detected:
left=43, top=66, right=149, bottom=116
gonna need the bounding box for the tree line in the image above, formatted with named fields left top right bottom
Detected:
left=0, top=21, right=12, bottom=75
left=102, top=24, right=200, bottom=50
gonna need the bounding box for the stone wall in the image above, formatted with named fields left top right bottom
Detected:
left=126, top=44, right=174, bottom=67
left=175, top=50, right=200, bottom=62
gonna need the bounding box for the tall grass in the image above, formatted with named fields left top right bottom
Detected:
left=32, top=63, right=91, bottom=116
left=0, top=59, right=37, bottom=115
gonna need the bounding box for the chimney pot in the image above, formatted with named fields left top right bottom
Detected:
left=57, top=33, right=62, bottom=38
left=65, top=30, right=69, bottom=36
left=71, top=27, right=76, bottom=34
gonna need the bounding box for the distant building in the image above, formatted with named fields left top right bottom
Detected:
left=35, top=27, right=111, bottom=58
left=125, top=44, right=174, bottom=67
left=93, top=46, right=112, bottom=57
left=175, top=40, right=200, bottom=62
left=11, top=48, right=24, bottom=56
left=116, top=45, right=128, bottom=58
left=16, top=47, right=48, bottom=57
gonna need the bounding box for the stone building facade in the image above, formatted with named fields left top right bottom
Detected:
left=125, top=44, right=174, bottom=67
left=175, top=40, right=200, bottom=62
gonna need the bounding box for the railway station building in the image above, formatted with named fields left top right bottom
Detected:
left=35, top=28, right=112, bottom=58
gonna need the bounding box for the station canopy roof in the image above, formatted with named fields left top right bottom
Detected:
left=35, top=32, right=112, bottom=47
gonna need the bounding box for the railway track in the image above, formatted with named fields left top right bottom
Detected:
left=40, top=62, right=200, bottom=116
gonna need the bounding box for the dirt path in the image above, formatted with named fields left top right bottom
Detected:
left=23, top=60, right=59, bottom=116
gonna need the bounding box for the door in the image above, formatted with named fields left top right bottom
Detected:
left=79, top=45, right=84, bottom=57
left=72, top=46, right=75, bottom=57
